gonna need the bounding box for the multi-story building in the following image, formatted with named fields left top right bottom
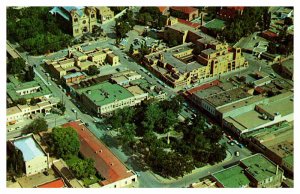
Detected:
left=212, top=153, right=284, bottom=188
left=77, top=81, right=148, bottom=115
left=46, top=46, right=119, bottom=79
left=144, top=39, right=248, bottom=88
left=8, top=134, right=49, bottom=176
left=96, top=7, right=114, bottom=23
left=49, top=6, right=97, bottom=37
left=223, top=91, right=294, bottom=135
left=169, top=7, right=199, bottom=21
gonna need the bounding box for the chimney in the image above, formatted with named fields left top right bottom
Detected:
left=276, top=165, right=279, bottom=175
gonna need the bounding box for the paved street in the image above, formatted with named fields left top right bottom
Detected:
left=7, top=16, right=254, bottom=187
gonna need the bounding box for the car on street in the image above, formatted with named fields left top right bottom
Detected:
left=238, top=143, right=244, bottom=148
left=235, top=151, right=240, bottom=157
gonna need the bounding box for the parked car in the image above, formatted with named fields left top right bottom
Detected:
left=235, top=151, right=240, bottom=157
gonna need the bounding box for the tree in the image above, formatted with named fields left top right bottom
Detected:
left=107, top=107, right=136, bottom=129
left=203, top=125, right=223, bottom=143
left=24, top=66, right=35, bottom=81
left=119, top=123, right=137, bottom=146
left=284, top=17, right=293, bottom=26
left=68, top=156, right=96, bottom=179
left=139, top=41, right=150, bottom=57
left=57, top=101, right=66, bottom=114
left=29, top=98, right=41, bottom=106
left=16, top=98, right=27, bottom=105
left=51, top=127, right=80, bottom=159
left=25, top=117, right=48, bottom=134
left=7, top=143, right=25, bottom=177
left=7, top=58, right=26, bottom=75
left=129, top=44, right=134, bottom=55
left=142, top=103, right=163, bottom=131
left=86, top=65, right=100, bottom=76
left=7, top=7, right=73, bottom=55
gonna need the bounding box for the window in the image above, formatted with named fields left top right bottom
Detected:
left=74, top=18, right=78, bottom=22
left=75, top=29, right=79, bottom=33
left=83, top=20, right=87, bottom=24
left=91, top=14, right=95, bottom=18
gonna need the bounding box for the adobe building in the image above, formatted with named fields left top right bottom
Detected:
left=63, top=121, right=138, bottom=188
left=96, top=7, right=114, bottom=23
left=144, top=38, right=248, bottom=88
left=217, top=7, right=244, bottom=20
left=50, top=6, right=97, bottom=37
left=45, top=46, right=119, bottom=79
left=169, top=7, right=199, bottom=21
left=8, top=134, right=49, bottom=176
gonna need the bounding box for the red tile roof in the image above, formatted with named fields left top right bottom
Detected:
left=171, top=7, right=198, bottom=14
left=187, top=80, right=221, bottom=95
left=262, top=30, right=278, bottom=38
left=37, top=178, right=65, bottom=188
left=228, top=7, right=245, bottom=11
left=158, top=7, right=168, bottom=13
left=178, top=18, right=201, bottom=28
left=63, top=121, right=134, bottom=186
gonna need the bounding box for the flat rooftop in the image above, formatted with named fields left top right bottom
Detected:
left=204, top=18, right=226, bottom=30
left=194, top=85, right=224, bottom=99
left=163, top=44, right=206, bottom=74
left=7, top=75, right=51, bottom=101
left=77, top=81, right=134, bottom=107
left=241, top=154, right=283, bottom=182
left=283, top=154, right=293, bottom=168
left=282, top=58, right=293, bottom=72
left=167, top=22, right=195, bottom=32
left=213, top=165, right=250, bottom=188
left=205, top=87, right=251, bottom=108
left=257, top=93, right=293, bottom=117
left=13, top=135, right=46, bottom=162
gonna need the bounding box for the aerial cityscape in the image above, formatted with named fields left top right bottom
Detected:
left=6, top=6, right=294, bottom=188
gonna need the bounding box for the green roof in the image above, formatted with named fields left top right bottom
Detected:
left=241, top=154, right=283, bottom=182
left=213, top=165, right=250, bottom=188
left=7, top=75, right=51, bottom=102
left=283, top=154, right=293, bottom=167
left=77, top=81, right=134, bottom=106
left=204, top=19, right=226, bottom=30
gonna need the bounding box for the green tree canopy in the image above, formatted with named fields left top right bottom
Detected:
left=25, top=117, right=48, bottom=134
left=7, top=58, right=26, bottom=75
left=86, top=65, right=100, bottom=76
left=67, top=156, right=96, bottom=179
left=51, top=127, right=80, bottom=159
